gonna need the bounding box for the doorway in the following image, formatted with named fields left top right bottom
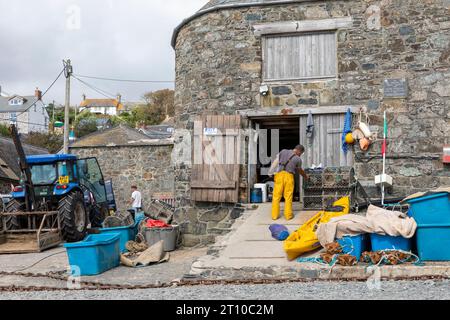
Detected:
left=250, top=117, right=301, bottom=202
left=247, top=111, right=354, bottom=205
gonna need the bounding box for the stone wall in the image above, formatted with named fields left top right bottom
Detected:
left=174, top=0, right=450, bottom=201
left=71, top=145, right=175, bottom=212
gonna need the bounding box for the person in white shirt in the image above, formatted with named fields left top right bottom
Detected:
left=128, top=185, right=142, bottom=214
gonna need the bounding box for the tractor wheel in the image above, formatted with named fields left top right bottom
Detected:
left=5, top=199, right=25, bottom=230
left=58, top=191, right=88, bottom=242
left=89, top=205, right=106, bottom=228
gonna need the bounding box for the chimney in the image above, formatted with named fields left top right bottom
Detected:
left=82, top=93, right=86, bottom=101
left=117, top=93, right=122, bottom=104
left=35, top=87, right=42, bottom=100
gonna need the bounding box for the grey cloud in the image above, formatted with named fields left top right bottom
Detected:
left=0, top=0, right=206, bottom=104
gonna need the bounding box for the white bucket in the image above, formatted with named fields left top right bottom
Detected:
left=254, top=183, right=268, bottom=202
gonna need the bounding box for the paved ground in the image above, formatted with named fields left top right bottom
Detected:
left=0, top=246, right=207, bottom=288
left=1, top=279, right=449, bottom=300
left=191, top=203, right=450, bottom=281
left=201, top=203, right=318, bottom=268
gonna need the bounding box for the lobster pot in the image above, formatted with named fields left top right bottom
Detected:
left=303, top=167, right=355, bottom=210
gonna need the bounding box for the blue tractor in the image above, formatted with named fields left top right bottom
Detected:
left=3, top=125, right=115, bottom=247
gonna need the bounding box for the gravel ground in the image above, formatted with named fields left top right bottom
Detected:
left=1, top=280, right=449, bottom=300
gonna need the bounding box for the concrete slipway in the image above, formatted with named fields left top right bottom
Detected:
left=189, top=203, right=450, bottom=281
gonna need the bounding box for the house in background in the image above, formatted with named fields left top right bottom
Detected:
left=0, top=87, right=49, bottom=134
left=79, top=94, right=124, bottom=116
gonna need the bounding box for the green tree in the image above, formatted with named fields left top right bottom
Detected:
left=142, top=89, right=175, bottom=124
left=49, top=106, right=77, bottom=124
left=23, top=132, right=63, bottom=154
left=118, top=89, right=174, bottom=127
left=0, top=123, right=11, bottom=138
left=75, top=119, right=98, bottom=138
left=73, top=111, right=99, bottom=138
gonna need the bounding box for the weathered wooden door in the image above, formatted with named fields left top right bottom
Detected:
left=299, top=113, right=353, bottom=168
left=191, top=115, right=241, bottom=203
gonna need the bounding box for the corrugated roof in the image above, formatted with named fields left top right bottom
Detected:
left=79, top=98, right=124, bottom=110
left=0, top=95, right=39, bottom=113
left=69, top=125, right=173, bottom=148
left=171, top=0, right=316, bottom=48
left=138, top=125, right=174, bottom=139
left=0, top=137, right=48, bottom=182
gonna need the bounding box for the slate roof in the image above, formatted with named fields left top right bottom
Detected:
left=69, top=125, right=173, bottom=148
left=0, top=137, right=48, bottom=182
left=172, top=0, right=311, bottom=48
left=0, top=95, right=40, bottom=113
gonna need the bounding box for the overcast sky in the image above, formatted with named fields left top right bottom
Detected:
left=0, top=0, right=207, bottom=105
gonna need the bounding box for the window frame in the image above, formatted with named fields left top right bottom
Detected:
left=261, top=30, right=339, bottom=83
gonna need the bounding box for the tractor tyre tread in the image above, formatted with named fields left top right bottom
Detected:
left=5, top=199, right=24, bottom=230
left=58, top=191, right=87, bottom=243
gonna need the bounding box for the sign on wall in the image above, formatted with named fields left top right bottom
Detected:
left=384, top=78, right=408, bottom=98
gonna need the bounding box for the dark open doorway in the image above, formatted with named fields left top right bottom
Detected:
left=251, top=117, right=301, bottom=202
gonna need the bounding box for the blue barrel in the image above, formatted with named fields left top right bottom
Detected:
left=251, top=188, right=263, bottom=203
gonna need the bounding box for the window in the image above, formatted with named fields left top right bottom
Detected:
left=9, top=98, right=23, bottom=106
left=10, top=113, right=17, bottom=123
left=30, top=164, right=57, bottom=185
left=263, top=31, right=337, bottom=82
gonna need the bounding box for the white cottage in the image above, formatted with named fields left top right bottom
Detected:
left=0, top=88, right=49, bottom=134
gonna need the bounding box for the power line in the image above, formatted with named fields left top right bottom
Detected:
left=16, top=68, right=65, bottom=118
left=73, top=74, right=174, bottom=84
left=71, top=75, right=117, bottom=99
left=1, top=101, right=52, bottom=129
left=0, top=119, right=49, bottom=128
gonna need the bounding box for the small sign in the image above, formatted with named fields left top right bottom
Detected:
left=203, top=128, right=219, bottom=136
left=384, top=78, right=408, bottom=98
left=58, top=176, right=69, bottom=185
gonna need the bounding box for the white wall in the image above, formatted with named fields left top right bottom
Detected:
left=28, top=103, right=49, bottom=133
left=0, top=104, right=49, bottom=134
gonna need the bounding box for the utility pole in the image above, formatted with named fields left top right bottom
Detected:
left=52, top=100, right=55, bottom=133
left=63, top=59, right=72, bottom=154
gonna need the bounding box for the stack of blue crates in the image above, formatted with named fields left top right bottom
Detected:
left=406, top=193, right=450, bottom=261
left=64, top=212, right=147, bottom=276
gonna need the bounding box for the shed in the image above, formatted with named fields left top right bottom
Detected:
left=69, top=125, right=175, bottom=211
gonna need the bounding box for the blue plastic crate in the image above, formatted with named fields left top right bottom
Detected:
left=64, top=233, right=121, bottom=276
left=416, top=225, right=450, bottom=261
left=337, top=234, right=368, bottom=261
left=370, top=234, right=411, bottom=252
left=406, top=193, right=450, bottom=226
left=100, top=212, right=146, bottom=252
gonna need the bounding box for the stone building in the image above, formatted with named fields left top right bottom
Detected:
left=69, top=125, right=175, bottom=212
left=171, top=0, right=450, bottom=245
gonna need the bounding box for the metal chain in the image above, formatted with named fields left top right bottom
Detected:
left=0, top=270, right=448, bottom=292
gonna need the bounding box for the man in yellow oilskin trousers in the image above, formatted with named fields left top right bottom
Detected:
left=270, top=145, right=308, bottom=220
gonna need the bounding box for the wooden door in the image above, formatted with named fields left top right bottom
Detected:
left=299, top=113, right=353, bottom=168
left=191, top=115, right=241, bottom=203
